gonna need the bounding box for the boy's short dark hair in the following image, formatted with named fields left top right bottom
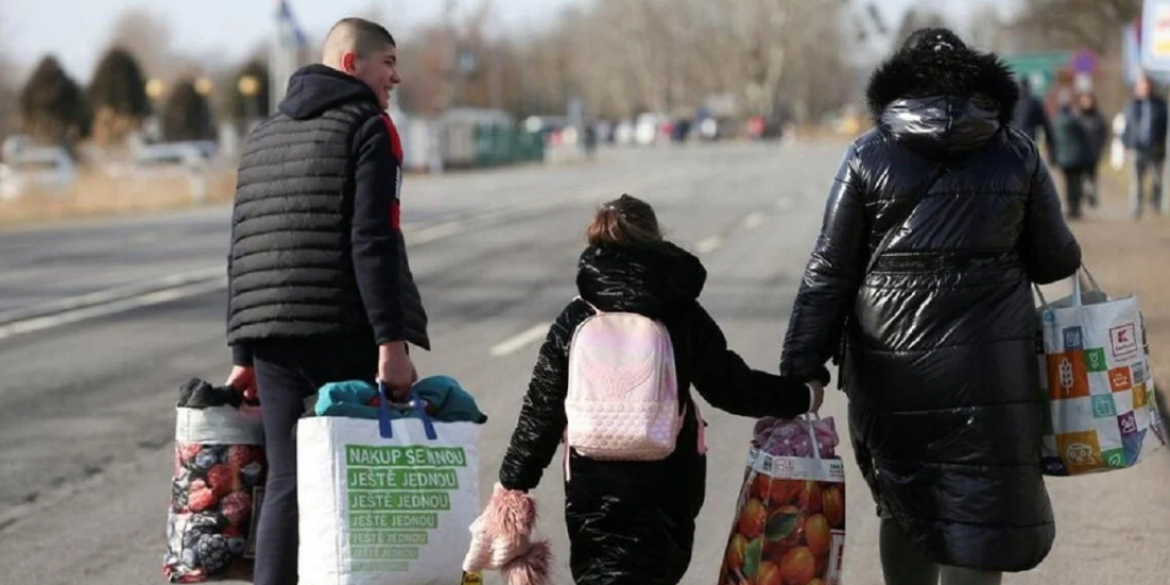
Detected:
left=327, top=17, right=397, bottom=58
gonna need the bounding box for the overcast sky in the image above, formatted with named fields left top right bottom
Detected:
left=2, top=0, right=1020, bottom=83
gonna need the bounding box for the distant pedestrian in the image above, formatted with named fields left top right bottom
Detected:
left=780, top=28, right=1082, bottom=585
left=1052, top=90, right=1101, bottom=219
left=1121, top=72, right=1169, bottom=218
left=583, top=123, right=598, bottom=159
left=1014, top=76, right=1056, bottom=160
left=1075, top=92, right=1108, bottom=208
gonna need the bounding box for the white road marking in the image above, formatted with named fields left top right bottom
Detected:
left=695, top=236, right=723, bottom=254
left=131, top=232, right=164, bottom=244
left=407, top=199, right=562, bottom=246
left=409, top=220, right=465, bottom=245
left=742, top=212, right=766, bottom=230
left=0, top=266, right=225, bottom=325
left=0, top=277, right=229, bottom=341
left=490, top=323, right=550, bottom=357
left=0, top=209, right=513, bottom=341
left=0, top=194, right=613, bottom=342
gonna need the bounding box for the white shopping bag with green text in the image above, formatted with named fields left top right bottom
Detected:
left=297, top=387, right=480, bottom=585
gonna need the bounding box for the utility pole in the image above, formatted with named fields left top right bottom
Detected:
left=445, top=0, right=461, bottom=112
left=270, top=0, right=287, bottom=116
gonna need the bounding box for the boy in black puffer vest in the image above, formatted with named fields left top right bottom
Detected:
left=222, top=17, right=428, bottom=585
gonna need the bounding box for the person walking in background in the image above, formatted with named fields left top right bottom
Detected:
left=1053, top=90, right=1097, bottom=219
left=1121, top=72, right=1169, bottom=219
left=1013, top=76, right=1056, bottom=160
left=223, top=17, right=430, bottom=585
left=1075, top=91, right=1108, bottom=208
left=779, top=28, right=1082, bottom=585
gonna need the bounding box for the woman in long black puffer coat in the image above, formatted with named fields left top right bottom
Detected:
left=487, top=194, right=819, bottom=585
left=779, top=28, right=1083, bottom=584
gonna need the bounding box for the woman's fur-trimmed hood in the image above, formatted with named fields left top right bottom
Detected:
left=865, top=29, right=1019, bottom=126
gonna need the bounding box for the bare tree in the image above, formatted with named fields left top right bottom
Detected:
left=0, top=1, right=15, bottom=139
left=88, top=47, right=151, bottom=146
left=0, top=61, right=12, bottom=140
left=20, top=55, right=91, bottom=150
left=1012, top=0, right=1140, bottom=54
left=1003, top=0, right=1140, bottom=115
left=162, top=79, right=215, bottom=142
left=106, top=8, right=173, bottom=81
left=778, top=1, right=854, bottom=124
left=965, top=4, right=1012, bottom=53
left=891, top=4, right=953, bottom=48
left=682, top=0, right=854, bottom=122
left=394, top=0, right=858, bottom=126
left=225, top=60, right=271, bottom=121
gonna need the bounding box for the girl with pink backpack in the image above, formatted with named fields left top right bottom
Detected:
left=463, top=194, right=824, bottom=585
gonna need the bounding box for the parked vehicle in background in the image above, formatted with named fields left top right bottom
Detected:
left=614, top=119, right=635, bottom=146
left=698, top=117, right=721, bottom=142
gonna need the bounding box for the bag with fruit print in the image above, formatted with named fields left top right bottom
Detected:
left=164, top=378, right=267, bottom=583
left=1035, top=266, right=1166, bottom=476
left=717, top=415, right=846, bottom=585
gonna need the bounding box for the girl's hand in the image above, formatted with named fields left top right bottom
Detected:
left=807, top=381, right=825, bottom=413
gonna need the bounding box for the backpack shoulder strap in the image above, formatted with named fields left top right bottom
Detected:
left=573, top=296, right=603, bottom=315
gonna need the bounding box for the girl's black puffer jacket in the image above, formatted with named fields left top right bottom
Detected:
left=499, top=241, right=811, bottom=585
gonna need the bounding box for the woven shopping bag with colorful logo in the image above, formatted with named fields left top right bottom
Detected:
left=1036, top=266, right=1166, bottom=476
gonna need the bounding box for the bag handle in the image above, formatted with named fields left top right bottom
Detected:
left=1080, top=264, right=1103, bottom=295
left=1034, top=263, right=1105, bottom=310
left=803, top=413, right=823, bottom=461
left=377, top=382, right=438, bottom=441
left=1071, top=267, right=1084, bottom=308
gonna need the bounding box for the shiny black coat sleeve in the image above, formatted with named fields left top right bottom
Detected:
left=689, top=303, right=812, bottom=419
left=498, top=301, right=591, bottom=492
left=780, top=144, right=868, bottom=381
left=1018, top=148, right=1082, bottom=285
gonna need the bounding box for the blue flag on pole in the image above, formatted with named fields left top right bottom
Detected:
left=270, top=0, right=307, bottom=113
left=277, top=0, right=308, bottom=47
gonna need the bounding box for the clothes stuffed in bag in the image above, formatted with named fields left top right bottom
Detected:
left=178, top=378, right=245, bottom=409
left=165, top=378, right=267, bottom=583
left=315, top=375, right=488, bottom=423
left=753, top=416, right=840, bottom=459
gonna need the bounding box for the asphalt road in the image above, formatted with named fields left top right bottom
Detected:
left=0, top=141, right=1167, bottom=585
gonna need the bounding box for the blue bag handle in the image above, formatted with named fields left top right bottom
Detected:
left=377, top=382, right=438, bottom=441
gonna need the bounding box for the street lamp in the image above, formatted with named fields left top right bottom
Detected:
left=238, top=74, right=260, bottom=122
left=195, top=77, right=214, bottom=96
left=238, top=75, right=260, bottom=98
left=145, top=78, right=165, bottom=100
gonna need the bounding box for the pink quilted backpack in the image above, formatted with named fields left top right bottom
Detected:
left=564, top=299, right=685, bottom=461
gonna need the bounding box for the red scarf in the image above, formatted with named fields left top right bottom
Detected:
left=379, top=113, right=404, bottom=229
